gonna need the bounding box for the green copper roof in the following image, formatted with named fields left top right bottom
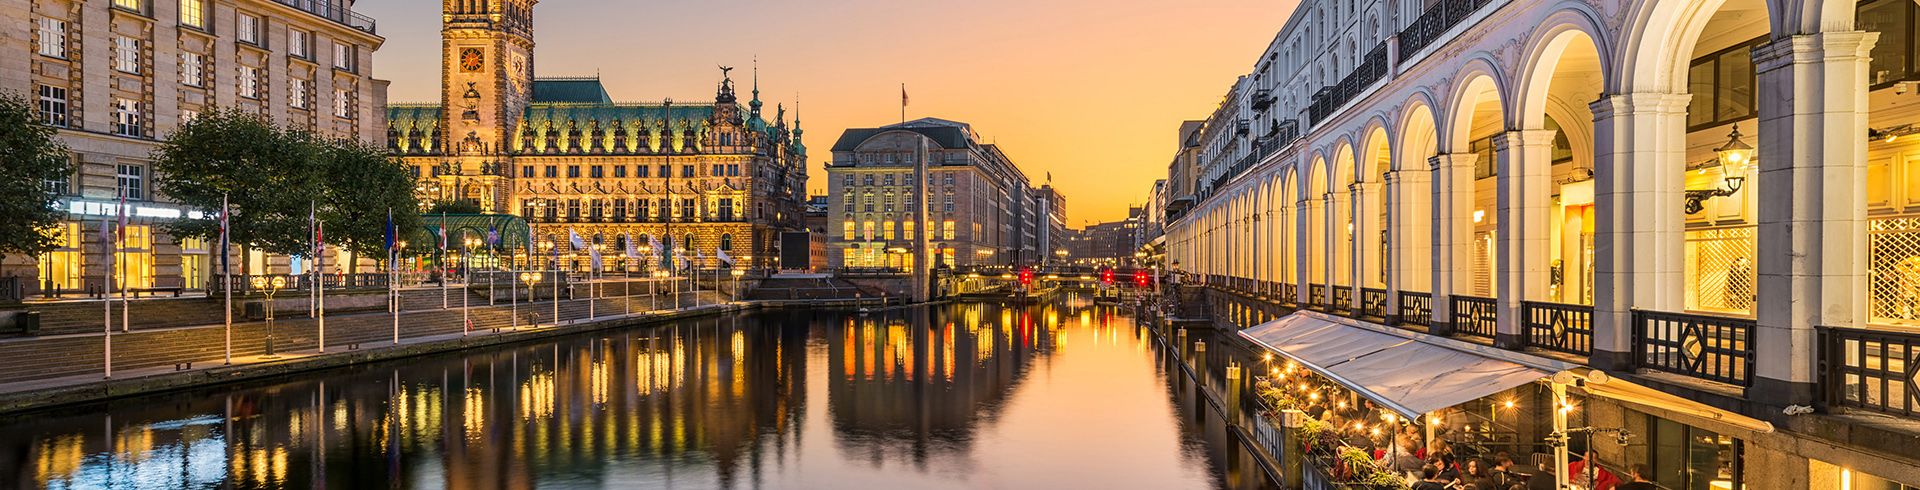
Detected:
left=531, top=78, right=613, bottom=103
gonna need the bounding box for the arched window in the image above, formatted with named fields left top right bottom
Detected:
left=720, top=234, right=733, bottom=251
left=684, top=234, right=696, bottom=253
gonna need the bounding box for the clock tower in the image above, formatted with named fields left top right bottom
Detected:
left=439, top=0, right=536, bottom=211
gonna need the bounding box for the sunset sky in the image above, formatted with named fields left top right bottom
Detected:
left=357, top=1, right=1299, bottom=224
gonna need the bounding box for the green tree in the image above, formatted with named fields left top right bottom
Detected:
left=424, top=199, right=482, bottom=215
left=0, top=91, right=74, bottom=267
left=153, top=109, right=319, bottom=256
left=316, top=138, right=422, bottom=260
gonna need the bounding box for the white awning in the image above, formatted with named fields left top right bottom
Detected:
left=1240, top=311, right=1554, bottom=419
left=1238, top=311, right=1775, bottom=433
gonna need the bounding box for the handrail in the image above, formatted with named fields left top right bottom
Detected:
left=1451, top=295, right=1497, bottom=338
left=1398, top=291, right=1432, bottom=327
left=1522, top=300, right=1594, bottom=356
left=1634, top=309, right=1755, bottom=386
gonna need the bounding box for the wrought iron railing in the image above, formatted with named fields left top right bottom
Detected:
left=1307, top=42, right=1390, bottom=125
left=272, top=0, right=377, bottom=34
left=0, top=276, right=19, bottom=302
left=1399, top=291, right=1432, bottom=327
left=1332, top=286, right=1354, bottom=312
left=1522, top=301, right=1594, bottom=356
left=1360, top=287, right=1389, bottom=319
left=1280, top=283, right=1298, bottom=305
left=1397, top=0, right=1498, bottom=58
left=1309, top=284, right=1328, bottom=308
left=1634, top=309, right=1755, bottom=386
left=1819, top=325, right=1920, bottom=417
left=1451, top=295, right=1498, bottom=339
left=212, top=273, right=391, bottom=295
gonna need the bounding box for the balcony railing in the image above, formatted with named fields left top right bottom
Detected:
left=1522, top=301, right=1594, bottom=356
left=1819, top=325, right=1920, bottom=417
left=272, top=0, right=377, bottom=34
left=1250, top=88, right=1275, bottom=111
left=1398, top=291, right=1432, bottom=327
left=1309, top=284, right=1328, bottom=309
left=1451, top=295, right=1498, bottom=339
left=1331, top=286, right=1354, bottom=312
left=1280, top=283, right=1298, bottom=305
left=1307, top=42, right=1390, bottom=125
left=1397, top=0, right=1498, bottom=58
left=212, top=273, right=392, bottom=295
left=1635, top=309, right=1755, bottom=387
left=1359, top=287, right=1388, bottom=319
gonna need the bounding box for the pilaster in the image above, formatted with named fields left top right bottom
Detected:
left=1588, top=91, right=1690, bottom=371
left=1429, top=153, right=1477, bottom=334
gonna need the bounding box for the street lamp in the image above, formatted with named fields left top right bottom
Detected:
left=251, top=275, right=287, bottom=358
left=1685, top=124, right=1756, bottom=214
left=517, top=271, right=541, bottom=327
left=731, top=267, right=745, bottom=302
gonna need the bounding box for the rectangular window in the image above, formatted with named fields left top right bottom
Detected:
left=863, top=174, right=875, bottom=185
left=179, top=0, right=206, bottom=28
left=239, top=66, right=260, bottom=99
left=637, top=165, right=650, bottom=178
left=289, top=30, right=311, bottom=59
left=333, top=89, right=353, bottom=118
left=904, top=220, right=915, bottom=240
left=728, top=164, right=740, bottom=176
left=117, top=164, right=145, bottom=200
left=113, top=99, right=143, bottom=137
left=180, top=52, right=204, bottom=87
left=681, top=165, right=695, bottom=178
left=863, top=221, right=875, bottom=241
left=544, top=165, right=557, bottom=178
left=943, top=194, right=955, bottom=213
left=841, top=174, right=853, bottom=186
left=567, top=166, right=580, bottom=178
left=657, top=164, right=669, bottom=177
left=566, top=200, right=581, bottom=220
left=711, top=164, right=724, bottom=176
left=237, top=14, right=262, bottom=46
left=37, top=18, right=66, bottom=59
left=332, top=42, right=355, bottom=72
left=289, top=78, right=311, bottom=109
left=883, top=221, right=896, bottom=240
left=658, top=198, right=670, bottom=218
left=943, top=220, right=956, bottom=240
left=1862, top=0, right=1918, bottom=87
left=45, top=157, right=74, bottom=196
left=114, top=36, right=142, bottom=74
left=590, top=166, right=603, bottom=178
left=37, top=85, right=68, bottom=127
left=842, top=220, right=855, bottom=239
left=181, top=109, right=199, bottom=125
left=1686, top=37, right=1763, bottom=130
left=521, top=166, right=534, bottom=178
left=612, top=166, right=626, bottom=178
left=112, top=0, right=146, bottom=14
left=637, top=199, right=652, bottom=220
left=680, top=198, right=695, bottom=219
left=718, top=198, right=735, bottom=221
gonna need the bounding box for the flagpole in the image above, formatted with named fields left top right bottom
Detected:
left=102, top=217, right=112, bottom=379
left=440, top=211, right=448, bottom=310
left=222, top=194, right=231, bottom=365
left=388, top=208, right=398, bottom=345
left=118, top=201, right=127, bottom=333
left=316, top=206, right=325, bottom=354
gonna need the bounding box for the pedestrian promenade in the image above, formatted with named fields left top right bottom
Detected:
left=0, top=280, right=731, bottom=413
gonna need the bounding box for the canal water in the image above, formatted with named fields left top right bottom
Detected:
left=0, top=297, right=1264, bottom=489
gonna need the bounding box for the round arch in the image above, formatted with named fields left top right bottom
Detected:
left=1441, top=58, right=1511, bottom=153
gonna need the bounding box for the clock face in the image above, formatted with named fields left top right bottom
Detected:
left=460, top=48, right=484, bottom=72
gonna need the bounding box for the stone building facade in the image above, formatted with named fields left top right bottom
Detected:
left=826, top=118, right=1049, bottom=270
left=387, top=0, right=807, bottom=272
left=2, top=0, right=386, bottom=296
left=1162, top=0, right=1920, bottom=485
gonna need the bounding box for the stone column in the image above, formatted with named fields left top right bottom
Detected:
left=1393, top=165, right=1434, bottom=304
left=1331, top=188, right=1353, bottom=304
left=1353, top=181, right=1383, bottom=310
left=1494, top=130, right=1556, bottom=349
left=1751, top=31, right=1875, bottom=406
left=1313, top=193, right=1332, bottom=296
left=1589, top=92, right=1690, bottom=370
left=1430, top=153, right=1478, bottom=334
left=1296, top=198, right=1312, bottom=304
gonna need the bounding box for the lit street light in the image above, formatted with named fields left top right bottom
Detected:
left=250, top=275, right=287, bottom=358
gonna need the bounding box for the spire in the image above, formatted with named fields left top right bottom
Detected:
left=715, top=65, right=737, bottom=104
left=749, top=57, right=763, bottom=118
left=792, top=94, right=803, bottom=136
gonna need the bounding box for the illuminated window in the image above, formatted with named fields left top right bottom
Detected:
left=112, top=0, right=146, bottom=14
left=863, top=221, right=876, bottom=241
left=942, top=220, right=956, bottom=240
left=36, top=222, right=83, bottom=292
left=883, top=221, right=896, bottom=240
left=842, top=218, right=855, bottom=239
left=236, top=14, right=262, bottom=46
left=289, top=29, right=311, bottom=59
left=179, top=0, right=206, bottom=28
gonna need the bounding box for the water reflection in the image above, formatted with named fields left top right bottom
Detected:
left=0, top=298, right=1222, bottom=489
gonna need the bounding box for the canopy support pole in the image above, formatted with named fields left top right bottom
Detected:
left=1553, top=380, right=1570, bottom=490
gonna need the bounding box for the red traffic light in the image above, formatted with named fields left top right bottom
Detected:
left=1101, top=269, right=1114, bottom=284
left=1134, top=272, right=1150, bottom=287
left=1019, top=268, right=1034, bottom=285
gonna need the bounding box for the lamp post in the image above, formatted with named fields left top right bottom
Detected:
left=517, top=271, right=541, bottom=328
left=731, top=267, right=745, bottom=302
left=252, top=275, right=286, bottom=358
left=1684, top=125, right=1756, bottom=214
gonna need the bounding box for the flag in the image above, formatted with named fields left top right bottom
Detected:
left=384, top=209, right=395, bottom=252
left=624, top=233, right=640, bottom=259
left=901, top=84, right=908, bottom=107
left=220, top=194, right=230, bottom=280
left=487, top=226, right=499, bottom=247
left=568, top=228, right=586, bottom=251
left=97, top=218, right=116, bottom=266
left=588, top=246, right=603, bottom=273
left=716, top=248, right=734, bottom=267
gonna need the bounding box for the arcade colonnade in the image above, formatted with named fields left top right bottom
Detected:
left=1167, top=0, right=1920, bottom=480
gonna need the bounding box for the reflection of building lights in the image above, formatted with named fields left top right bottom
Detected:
left=1472, top=209, right=1486, bottom=223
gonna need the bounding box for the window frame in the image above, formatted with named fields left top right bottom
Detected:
left=1685, top=36, right=1765, bottom=132
left=36, top=17, right=67, bottom=59
left=37, top=84, right=68, bottom=128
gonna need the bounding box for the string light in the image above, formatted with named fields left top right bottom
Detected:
left=1503, top=399, right=1517, bottom=409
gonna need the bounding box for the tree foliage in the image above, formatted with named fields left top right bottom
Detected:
left=425, top=199, right=482, bottom=215
left=0, top=91, right=74, bottom=261
left=153, top=108, right=420, bottom=259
